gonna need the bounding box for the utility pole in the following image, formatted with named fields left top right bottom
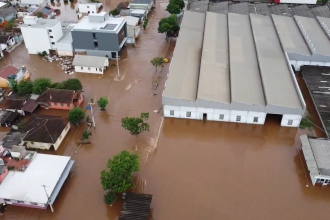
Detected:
left=88, top=99, right=96, bottom=128
left=6, top=49, right=12, bottom=65
left=116, top=51, right=120, bottom=78
left=42, top=185, right=54, bottom=213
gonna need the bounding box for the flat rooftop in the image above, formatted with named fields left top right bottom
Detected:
left=250, top=14, right=303, bottom=112
left=228, top=13, right=265, bottom=107
left=301, top=134, right=330, bottom=177
left=294, top=15, right=330, bottom=56
left=0, top=154, right=72, bottom=204
left=72, top=15, right=125, bottom=33
left=197, top=12, right=230, bottom=104
left=163, top=11, right=205, bottom=102
left=272, top=14, right=311, bottom=56
left=21, top=19, right=59, bottom=28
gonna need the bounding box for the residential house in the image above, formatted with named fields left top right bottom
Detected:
left=117, top=1, right=129, bottom=10
left=0, top=153, right=74, bottom=209
left=0, top=110, right=20, bottom=126
left=124, top=16, right=140, bottom=44
left=34, top=6, right=55, bottom=19
left=71, top=12, right=127, bottom=59
left=0, top=65, right=31, bottom=88
left=0, top=92, right=31, bottom=116
left=22, top=114, right=70, bottom=150
left=72, top=55, right=109, bottom=74
left=129, top=0, right=154, bottom=14
left=78, top=3, right=103, bottom=14
left=0, top=7, right=17, bottom=23
left=0, top=132, right=27, bottom=160
left=36, top=88, right=83, bottom=110
left=20, top=16, right=63, bottom=54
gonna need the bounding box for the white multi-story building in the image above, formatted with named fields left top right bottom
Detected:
left=20, top=16, right=63, bottom=54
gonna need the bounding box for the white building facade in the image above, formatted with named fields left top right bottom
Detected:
left=20, top=16, right=63, bottom=54
left=78, top=3, right=102, bottom=14
left=72, top=55, right=109, bottom=74
left=162, top=12, right=306, bottom=127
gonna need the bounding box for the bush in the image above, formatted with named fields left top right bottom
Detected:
left=110, top=8, right=119, bottom=16
left=121, top=113, right=149, bottom=135
left=8, top=79, right=17, bottom=92
left=63, top=78, right=82, bottom=91
left=33, top=78, right=52, bottom=94
left=17, top=80, right=33, bottom=95
left=103, top=191, right=118, bottom=205
left=300, top=116, right=313, bottom=131
left=158, top=15, right=179, bottom=36
left=97, top=97, right=108, bottom=110
left=68, top=107, right=85, bottom=125
left=51, top=82, right=66, bottom=89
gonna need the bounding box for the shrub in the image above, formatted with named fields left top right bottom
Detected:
left=103, top=191, right=118, bottom=205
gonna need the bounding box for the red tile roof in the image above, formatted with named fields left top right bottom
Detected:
left=0, top=65, right=18, bottom=80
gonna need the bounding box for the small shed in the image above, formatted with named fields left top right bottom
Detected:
left=124, top=16, right=140, bottom=44
left=131, top=9, right=147, bottom=22
left=72, top=55, right=109, bottom=74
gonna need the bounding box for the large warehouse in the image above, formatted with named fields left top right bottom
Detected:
left=163, top=11, right=307, bottom=126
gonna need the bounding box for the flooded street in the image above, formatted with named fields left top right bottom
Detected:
left=1, top=2, right=330, bottom=220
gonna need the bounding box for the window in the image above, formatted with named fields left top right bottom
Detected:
left=17, top=201, right=24, bottom=204
left=51, top=42, right=55, bottom=45
left=186, top=112, right=191, bottom=117
left=219, top=114, right=224, bottom=120
left=96, top=68, right=98, bottom=71
left=88, top=67, right=91, bottom=70
left=236, top=116, right=241, bottom=122
left=170, top=110, right=174, bottom=116
left=50, top=36, right=53, bottom=38
left=67, top=103, right=70, bottom=107
left=48, top=29, right=52, bottom=32
left=31, top=142, right=34, bottom=145
left=94, top=41, right=98, bottom=48
left=31, top=202, right=37, bottom=205
left=54, top=103, right=57, bottom=106
left=288, top=120, right=293, bottom=125
left=99, top=68, right=102, bottom=72
left=61, top=103, right=64, bottom=106
left=253, top=117, right=258, bottom=123
left=81, top=67, right=83, bottom=70
left=87, top=6, right=89, bottom=8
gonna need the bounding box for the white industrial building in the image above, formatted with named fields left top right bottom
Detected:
left=163, top=11, right=306, bottom=127
left=0, top=153, right=74, bottom=210
left=72, top=55, right=109, bottom=74
left=20, top=16, right=63, bottom=54
left=301, top=135, right=330, bottom=186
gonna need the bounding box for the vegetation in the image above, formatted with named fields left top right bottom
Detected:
left=166, top=2, right=181, bottom=14
left=37, top=51, right=47, bottom=57
left=51, top=82, right=66, bottom=89
left=8, top=79, right=17, bottom=92
left=151, top=57, right=163, bottom=73
left=104, top=191, right=118, bottom=205
left=17, top=80, right=33, bottom=95
left=158, top=15, right=179, bottom=37
left=63, top=78, right=82, bottom=91
left=109, top=8, right=120, bottom=16
left=170, top=0, right=185, bottom=10
left=68, top=107, right=85, bottom=125
left=100, top=150, right=139, bottom=193
left=69, top=0, right=73, bottom=3
left=32, top=78, right=52, bottom=94
left=300, top=116, right=313, bottom=131
left=4, top=21, right=15, bottom=30
left=143, top=19, right=148, bottom=30
left=121, top=113, right=149, bottom=135
left=35, top=11, right=44, bottom=18
left=81, top=130, right=92, bottom=143
left=97, top=97, right=108, bottom=111
left=50, top=0, right=54, bottom=3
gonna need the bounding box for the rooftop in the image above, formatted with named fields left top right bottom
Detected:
left=72, top=15, right=125, bottom=33
left=130, top=0, right=153, bottom=5
left=228, top=13, right=265, bottom=107
left=72, top=55, right=107, bottom=68
left=2, top=132, right=26, bottom=149
left=250, top=13, right=303, bottom=112
left=301, top=134, right=330, bottom=177
left=0, top=65, right=18, bottom=79
left=36, top=6, right=55, bottom=17
left=58, top=26, right=73, bottom=44
left=21, top=114, right=69, bottom=144
left=36, top=88, right=79, bottom=104
left=124, top=16, right=139, bottom=26
left=163, top=11, right=205, bottom=102
left=0, top=153, right=72, bottom=204
left=21, top=99, right=38, bottom=113
left=0, top=7, right=16, bottom=18
left=0, top=35, right=10, bottom=44
left=21, top=18, right=60, bottom=28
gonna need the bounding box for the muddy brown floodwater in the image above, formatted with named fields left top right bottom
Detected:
left=1, top=2, right=330, bottom=220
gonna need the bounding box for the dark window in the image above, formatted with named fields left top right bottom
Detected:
left=51, top=42, right=55, bottom=45
left=87, top=6, right=89, bottom=8
left=253, top=117, right=258, bottom=123
left=288, top=120, right=293, bottom=125
left=50, top=36, right=53, bottom=38
left=236, top=116, right=241, bottom=122
left=31, top=142, right=34, bottom=144
left=88, top=67, right=91, bottom=70
left=81, top=67, right=83, bottom=70
left=170, top=110, right=174, bottom=115
left=17, top=201, right=24, bottom=204
left=94, top=41, right=98, bottom=48
left=31, top=202, right=37, bottom=205
left=186, top=112, right=191, bottom=117
left=67, top=103, right=70, bottom=107
left=54, top=103, right=57, bottom=106
left=219, top=114, right=224, bottom=120
left=111, top=52, right=117, bottom=58
left=93, top=33, right=97, bottom=39
left=48, top=29, right=52, bottom=32
left=61, top=103, right=64, bottom=106
left=118, top=26, right=126, bottom=45
left=99, top=68, right=102, bottom=72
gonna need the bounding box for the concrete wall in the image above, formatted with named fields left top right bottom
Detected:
left=46, top=22, right=63, bottom=50
left=281, top=114, right=302, bottom=127
left=21, top=27, right=51, bottom=54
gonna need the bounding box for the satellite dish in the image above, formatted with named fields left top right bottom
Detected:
left=12, top=125, right=18, bottom=130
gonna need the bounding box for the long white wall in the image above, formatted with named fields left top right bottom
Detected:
left=21, top=27, right=51, bottom=54
left=164, top=105, right=301, bottom=127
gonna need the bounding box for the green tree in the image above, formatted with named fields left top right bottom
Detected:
left=170, top=0, right=185, bottom=10
left=158, top=15, right=179, bottom=37
left=143, top=19, right=148, bottom=30
left=63, top=78, right=82, bottom=90
left=8, top=79, right=17, bottom=92
left=300, top=116, right=313, bottom=131
left=4, top=21, right=14, bottom=30
left=17, top=80, right=33, bottom=95
left=51, top=82, right=66, bottom=89
left=68, top=107, right=85, bottom=125
left=33, top=78, right=52, bottom=94
left=104, top=191, right=118, bottom=205
left=109, top=8, right=120, bottom=16
left=166, top=2, right=181, bottom=14
left=100, top=150, right=139, bottom=192
left=35, top=11, right=44, bottom=18
left=81, top=130, right=92, bottom=143
left=97, top=97, right=108, bottom=110
left=151, top=57, right=163, bottom=73
left=121, top=112, right=149, bottom=135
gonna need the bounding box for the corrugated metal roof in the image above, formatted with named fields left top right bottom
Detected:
left=316, top=16, right=330, bottom=42
left=250, top=14, right=303, bottom=111
left=163, top=11, right=205, bottom=101
left=272, top=14, right=311, bottom=56
left=228, top=13, right=265, bottom=107
left=197, top=12, right=230, bottom=104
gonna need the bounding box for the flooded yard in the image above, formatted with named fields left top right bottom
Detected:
left=1, top=2, right=330, bottom=220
